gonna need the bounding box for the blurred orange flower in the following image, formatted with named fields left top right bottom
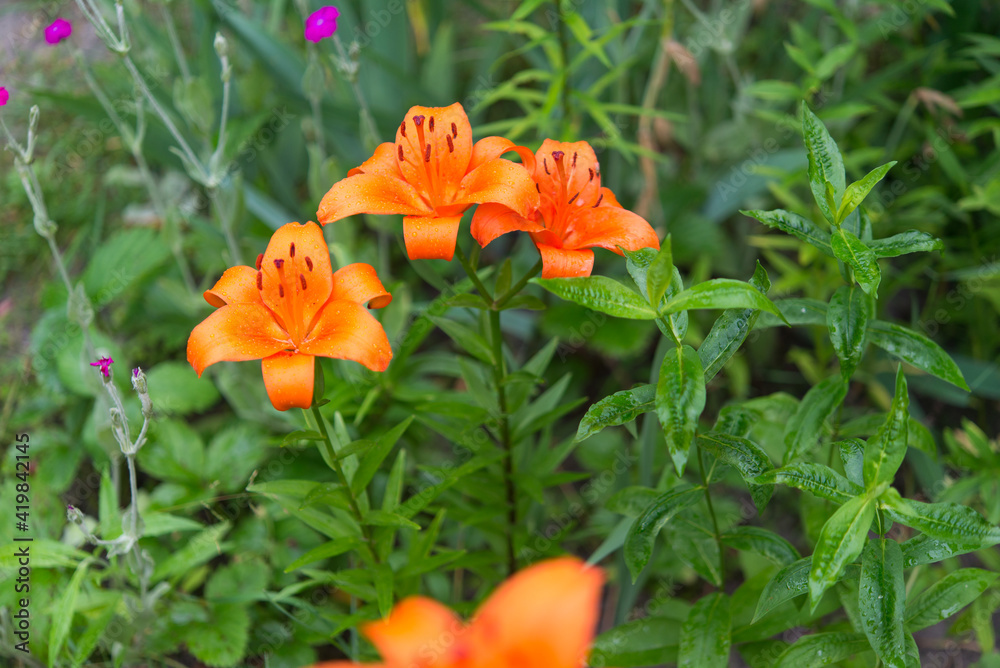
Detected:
left=317, top=103, right=539, bottom=262
left=308, top=557, right=604, bottom=668
left=472, top=139, right=660, bottom=278
left=187, top=222, right=392, bottom=411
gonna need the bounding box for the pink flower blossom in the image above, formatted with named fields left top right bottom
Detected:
left=304, top=6, right=339, bottom=43
left=90, top=356, right=114, bottom=379
left=44, top=18, right=73, bottom=45
left=0, top=88, right=8, bottom=106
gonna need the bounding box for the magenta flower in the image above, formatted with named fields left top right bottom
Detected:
left=90, top=356, right=114, bottom=379
left=304, top=6, right=339, bottom=43
left=0, top=87, right=7, bottom=106
left=44, top=18, right=73, bottom=45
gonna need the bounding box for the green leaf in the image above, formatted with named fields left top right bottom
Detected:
left=809, top=492, right=876, bottom=608
left=837, top=438, right=866, bottom=486
left=801, top=103, right=846, bottom=222
left=741, top=209, right=835, bottom=257
left=881, top=491, right=1000, bottom=546
left=351, top=416, right=414, bottom=495
left=607, top=486, right=661, bottom=518
left=755, top=298, right=829, bottom=329
left=827, top=285, right=873, bottom=379
left=152, top=522, right=230, bottom=582
left=49, top=557, right=93, bottom=666
left=867, top=321, right=969, bottom=390
left=783, top=375, right=848, bottom=464
left=900, top=534, right=987, bottom=568
left=146, top=361, right=221, bottom=415
left=754, top=557, right=861, bottom=623
left=863, top=366, right=909, bottom=489
left=646, top=238, right=674, bottom=308
left=699, top=262, right=772, bottom=381
left=773, top=632, right=871, bottom=667
left=374, top=563, right=394, bottom=618
left=837, top=162, right=897, bottom=223
left=364, top=509, right=421, bottom=530
left=280, top=430, right=324, bottom=447
left=859, top=539, right=906, bottom=668
left=576, top=383, right=655, bottom=442
left=867, top=230, right=944, bottom=258
left=831, top=227, right=881, bottom=295
left=284, top=537, right=362, bottom=572
left=656, top=345, right=707, bottom=476
left=722, top=526, right=800, bottom=566
left=678, top=592, right=731, bottom=668
left=697, top=431, right=773, bottom=511
left=99, top=466, right=120, bottom=540
left=624, top=486, right=703, bottom=582
left=181, top=602, right=250, bottom=668
left=82, top=228, right=170, bottom=301
left=905, top=568, right=998, bottom=631
left=753, top=462, right=863, bottom=504
left=206, top=559, right=269, bottom=602
left=71, top=598, right=118, bottom=667
left=661, top=279, right=786, bottom=322
left=591, top=616, right=682, bottom=666
left=531, top=276, right=657, bottom=319
left=427, top=315, right=494, bottom=364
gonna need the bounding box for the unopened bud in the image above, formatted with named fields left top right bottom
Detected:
left=132, top=367, right=153, bottom=418
left=67, top=505, right=84, bottom=525
left=214, top=31, right=228, bottom=59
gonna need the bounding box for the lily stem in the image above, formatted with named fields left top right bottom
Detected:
left=454, top=244, right=493, bottom=304
left=494, top=259, right=543, bottom=309
left=696, top=445, right=725, bottom=586
left=489, top=307, right=517, bottom=576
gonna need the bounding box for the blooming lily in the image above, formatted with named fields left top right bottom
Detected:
left=317, top=103, right=539, bottom=261
left=187, top=222, right=393, bottom=411
left=308, top=556, right=604, bottom=668
left=304, top=6, right=340, bottom=42
left=471, top=139, right=660, bottom=278
left=44, top=18, right=73, bottom=45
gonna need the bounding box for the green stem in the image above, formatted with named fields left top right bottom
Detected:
left=333, top=36, right=381, bottom=152
left=696, top=445, right=725, bottom=586
left=162, top=4, right=191, bottom=83
left=489, top=307, right=517, bottom=575
left=454, top=244, right=493, bottom=304
left=494, top=259, right=543, bottom=309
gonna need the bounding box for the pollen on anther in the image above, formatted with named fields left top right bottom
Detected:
left=429, top=116, right=435, bottom=131
left=255, top=253, right=263, bottom=270
left=446, top=135, right=455, bottom=153
left=398, top=144, right=404, bottom=161
left=400, top=120, right=407, bottom=137
left=305, top=257, right=314, bottom=271
left=413, top=115, right=425, bottom=127
left=289, top=242, right=296, bottom=258
left=424, top=143, right=431, bottom=162
left=451, top=122, right=457, bottom=137
left=552, top=150, right=565, bottom=161
left=274, top=258, right=285, bottom=269
left=300, top=274, right=307, bottom=290
left=593, top=193, right=604, bottom=207
left=279, top=284, right=285, bottom=298
left=572, top=152, right=578, bottom=167
left=569, top=192, right=579, bottom=204
left=256, top=271, right=263, bottom=290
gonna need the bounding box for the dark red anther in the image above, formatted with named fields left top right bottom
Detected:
left=429, top=116, right=435, bottom=132
left=446, top=135, right=455, bottom=153
left=551, top=150, right=565, bottom=161
left=398, top=144, right=404, bottom=161
left=543, top=158, right=550, bottom=175
left=279, top=284, right=285, bottom=298
left=593, top=193, right=604, bottom=207
left=289, top=242, right=296, bottom=258
left=400, top=120, right=406, bottom=137
left=256, top=271, right=263, bottom=290
left=572, top=152, right=578, bottom=167
left=568, top=192, right=579, bottom=204
left=305, top=257, right=313, bottom=271
left=535, top=183, right=540, bottom=193
left=300, top=274, right=307, bottom=290
left=588, top=168, right=594, bottom=181
left=255, top=253, right=263, bottom=270
left=274, top=258, right=284, bottom=269
left=413, top=115, right=425, bottom=127
left=451, top=122, right=457, bottom=137
left=424, top=143, right=431, bottom=162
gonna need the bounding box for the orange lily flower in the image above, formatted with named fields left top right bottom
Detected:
left=187, top=222, right=392, bottom=411
left=471, top=139, right=660, bottom=278
left=316, top=103, right=539, bottom=262
left=307, top=557, right=604, bottom=668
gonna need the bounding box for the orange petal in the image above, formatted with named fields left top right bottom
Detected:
left=300, top=300, right=393, bottom=372
left=403, top=215, right=463, bottom=261
left=469, top=136, right=536, bottom=174
left=348, top=141, right=404, bottom=178
left=331, top=263, right=392, bottom=309
left=187, top=304, right=290, bottom=375
left=535, top=243, right=595, bottom=278
left=396, top=104, right=474, bottom=205
left=563, top=206, right=660, bottom=254
left=455, top=159, right=539, bottom=219
left=305, top=663, right=383, bottom=668
left=362, top=597, right=465, bottom=667
left=470, top=203, right=546, bottom=249
left=261, top=351, right=315, bottom=411
left=259, top=222, right=334, bottom=343
left=317, top=173, right=432, bottom=223
left=598, top=186, right=623, bottom=208
left=535, top=139, right=603, bottom=209
left=468, top=557, right=604, bottom=668
left=204, top=265, right=262, bottom=308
